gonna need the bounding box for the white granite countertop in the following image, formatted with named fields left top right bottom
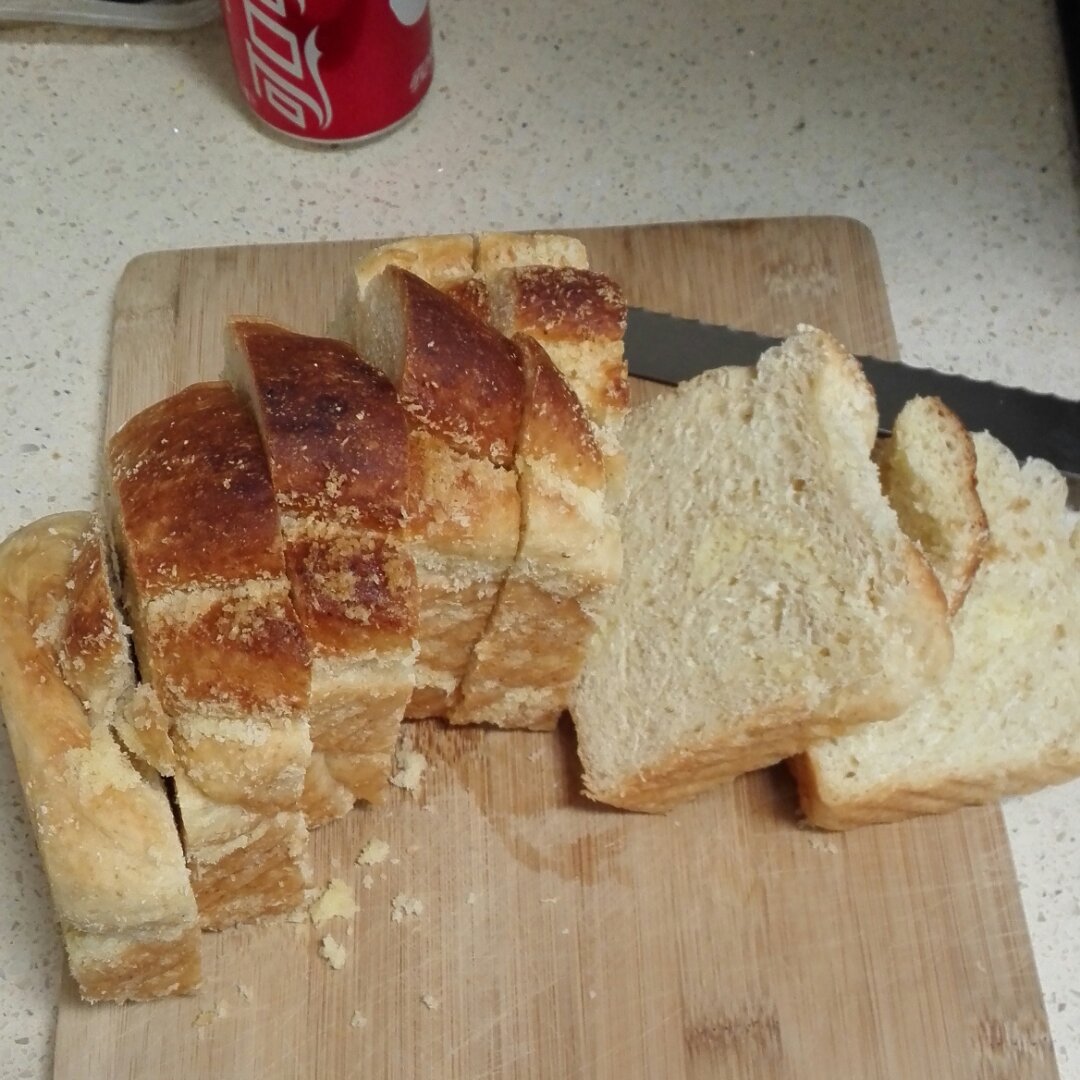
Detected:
left=1, top=2, right=1078, bottom=1076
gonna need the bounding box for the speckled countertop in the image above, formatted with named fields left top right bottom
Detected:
left=1, top=2, right=1078, bottom=1077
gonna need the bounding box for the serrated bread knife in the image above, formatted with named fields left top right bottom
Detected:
left=624, top=307, right=1080, bottom=500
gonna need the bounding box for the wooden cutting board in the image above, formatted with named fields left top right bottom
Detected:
left=54, top=218, right=1058, bottom=1080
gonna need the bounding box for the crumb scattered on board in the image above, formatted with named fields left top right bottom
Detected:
left=320, top=934, right=347, bottom=971
left=807, top=835, right=840, bottom=854
left=310, top=878, right=358, bottom=927
left=350, top=1011, right=368, bottom=1029
left=361, top=873, right=375, bottom=890
left=421, top=993, right=439, bottom=1011
left=356, top=837, right=390, bottom=866
left=466, top=892, right=478, bottom=905
left=237, top=983, right=253, bottom=1001
left=192, top=1002, right=227, bottom=1028
left=391, top=894, right=424, bottom=922
left=389, top=745, right=427, bottom=793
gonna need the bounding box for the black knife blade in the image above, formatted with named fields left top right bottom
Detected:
left=625, top=306, right=1080, bottom=481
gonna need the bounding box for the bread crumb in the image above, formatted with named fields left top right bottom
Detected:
left=465, top=892, right=478, bottom=905
left=287, top=907, right=308, bottom=924
left=237, top=983, right=253, bottom=1001
left=560, top=928, right=569, bottom=935
left=192, top=1002, right=226, bottom=1028
left=421, top=993, right=439, bottom=1011
left=540, top=897, right=558, bottom=904
left=356, top=838, right=390, bottom=866
left=391, top=894, right=424, bottom=922
left=527, top=747, right=544, bottom=762
left=389, top=746, right=427, bottom=794
left=588, top=990, right=597, bottom=1000
left=807, top=835, right=840, bottom=854
left=361, top=873, right=375, bottom=890
left=350, top=1011, right=368, bottom=1029
left=320, top=934, right=347, bottom=971
left=310, top=878, right=358, bottom=927
left=406, top=844, right=421, bottom=855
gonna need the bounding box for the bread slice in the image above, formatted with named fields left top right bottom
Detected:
left=355, top=266, right=525, bottom=717
left=451, top=335, right=621, bottom=729
left=227, top=318, right=417, bottom=818
left=107, top=382, right=313, bottom=811
left=874, top=396, right=989, bottom=614
left=792, top=432, right=1080, bottom=829
left=0, top=513, right=200, bottom=1001
left=571, top=327, right=953, bottom=812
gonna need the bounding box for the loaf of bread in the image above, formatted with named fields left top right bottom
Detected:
left=107, top=381, right=313, bottom=811
left=874, top=396, right=989, bottom=615
left=451, top=335, right=621, bottom=729
left=0, top=513, right=200, bottom=1001
left=227, top=318, right=417, bottom=818
left=571, top=327, right=954, bottom=812
left=355, top=266, right=525, bottom=718
left=792, top=432, right=1080, bottom=828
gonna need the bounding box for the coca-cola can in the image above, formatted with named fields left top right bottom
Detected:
left=220, top=0, right=435, bottom=145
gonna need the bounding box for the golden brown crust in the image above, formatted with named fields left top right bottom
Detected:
left=228, top=318, right=409, bottom=531
left=488, top=267, right=630, bottom=420
left=65, top=927, right=201, bottom=1003
left=355, top=234, right=476, bottom=293
left=142, top=585, right=309, bottom=717
left=0, top=514, right=199, bottom=1000
left=58, top=518, right=127, bottom=709
left=108, top=383, right=284, bottom=595
left=383, top=268, right=525, bottom=468
left=789, top=750, right=1080, bottom=830
left=513, top=335, right=606, bottom=490
left=284, top=530, right=416, bottom=656
left=173, top=772, right=310, bottom=930
left=443, top=277, right=492, bottom=324
left=474, top=232, right=589, bottom=273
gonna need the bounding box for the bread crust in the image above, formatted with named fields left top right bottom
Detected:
left=474, top=231, right=589, bottom=273
left=227, top=318, right=408, bottom=530
left=380, top=267, right=525, bottom=467
left=0, top=513, right=199, bottom=1000
left=108, top=382, right=285, bottom=595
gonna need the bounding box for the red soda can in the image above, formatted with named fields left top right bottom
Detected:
left=220, top=0, right=434, bottom=145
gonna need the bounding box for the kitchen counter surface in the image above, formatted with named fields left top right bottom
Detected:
left=1, top=2, right=1078, bottom=1076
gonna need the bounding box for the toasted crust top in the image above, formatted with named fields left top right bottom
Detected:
left=228, top=318, right=408, bottom=531
left=389, top=268, right=525, bottom=468
left=58, top=517, right=124, bottom=696
left=109, top=382, right=284, bottom=595
left=491, top=266, right=627, bottom=344
left=514, top=336, right=605, bottom=491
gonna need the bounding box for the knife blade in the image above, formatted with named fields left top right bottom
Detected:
left=625, top=307, right=1080, bottom=490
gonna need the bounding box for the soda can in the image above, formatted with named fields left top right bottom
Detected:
left=220, top=0, right=435, bottom=145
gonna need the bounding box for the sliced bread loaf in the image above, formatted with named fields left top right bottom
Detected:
left=571, top=327, right=953, bottom=812
left=227, top=318, right=417, bottom=818
left=874, top=396, right=989, bottom=614
left=792, top=432, right=1080, bottom=829
left=355, top=266, right=525, bottom=717
left=451, top=335, right=621, bottom=729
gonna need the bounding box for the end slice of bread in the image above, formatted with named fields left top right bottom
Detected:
left=0, top=513, right=200, bottom=1001
left=875, top=396, right=989, bottom=615
left=792, top=432, right=1080, bottom=829
left=571, top=327, right=953, bottom=812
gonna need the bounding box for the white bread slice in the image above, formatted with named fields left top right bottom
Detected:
left=792, top=432, right=1080, bottom=829
left=571, top=327, right=953, bottom=812
left=355, top=265, right=525, bottom=718
left=0, top=513, right=199, bottom=1001
left=451, top=336, right=621, bottom=729
left=227, top=318, right=418, bottom=820
left=875, top=396, right=989, bottom=614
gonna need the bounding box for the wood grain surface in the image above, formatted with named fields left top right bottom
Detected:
left=54, top=218, right=1057, bottom=1080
